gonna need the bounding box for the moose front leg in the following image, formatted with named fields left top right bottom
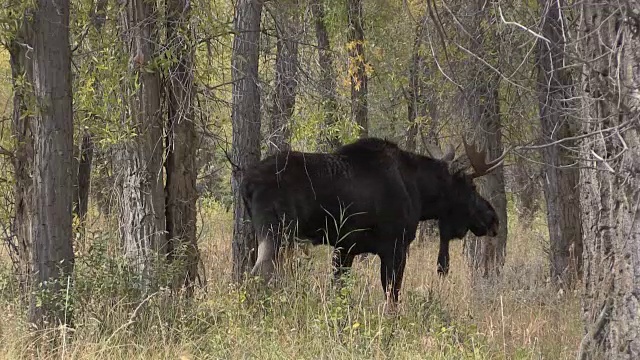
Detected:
left=437, top=220, right=457, bottom=277
left=437, top=237, right=450, bottom=276
left=332, top=248, right=355, bottom=281
left=379, top=247, right=407, bottom=312
left=250, top=229, right=280, bottom=282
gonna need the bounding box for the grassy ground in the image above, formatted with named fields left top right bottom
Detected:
left=0, top=201, right=582, bottom=359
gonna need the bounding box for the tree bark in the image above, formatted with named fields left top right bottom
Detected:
left=267, top=0, right=300, bottom=155
left=231, top=0, right=263, bottom=282
left=72, top=1, right=104, bottom=225
left=90, top=0, right=108, bottom=30
left=406, top=15, right=438, bottom=242
left=511, top=155, right=540, bottom=226
left=311, top=0, right=340, bottom=150
left=405, top=17, right=428, bottom=153
left=74, top=130, right=94, bottom=222
left=72, top=0, right=106, bottom=225
left=578, top=2, right=640, bottom=358
left=347, top=0, right=368, bottom=137
left=405, top=16, right=440, bottom=154
left=7, top=13, right=34, bottom=295
left=464, top=85, right=508, bottom=277
left=117, top=0, right=167, bottom=288
left=537, top=0, right=582, bottom=287
left=165, top=0, right=200, bottom=295
left=463, top=0, right=508, bottom=277
left=29, top=0, right=75, bottom=328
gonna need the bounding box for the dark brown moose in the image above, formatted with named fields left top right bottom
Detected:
left=241, top=137, right=507, bottom=306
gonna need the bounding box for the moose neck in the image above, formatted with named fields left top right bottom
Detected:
left=413, top=155, right=456, bottom=221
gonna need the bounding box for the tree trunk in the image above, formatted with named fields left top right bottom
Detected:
left=74, top=130, right=94, bottom=222
left=405, top=15, right=438, bottom=243
left=347, top=0, right=368, bottom=137
left=405, top=17, right=427, bottom=153
left=72, top=0, right=105, bottom=225
left=465, top=85, right=508, bottom=277
left=29, top=0, right=75, bottom=328
left=511, top=155, right=540, bottom=226
left=117, top=0, right=167, bottom=288
left=231, top=0, right=263, bottom=282
left=165, top=0, right=200, bottom=295
left=463, top=0, right=508, bottom=277
left=267, top=0, right=300, bottom=155
left=7, top=14, right=34, bottom=295
left=578, top=2, right=640, bottom=358
left=406, top=17, right=440, bottom=154
left=90, top=0, right=108, bottom=30
left=537, top=0, right=582, bottom=287
left=311, top=0, right=340, bottom=150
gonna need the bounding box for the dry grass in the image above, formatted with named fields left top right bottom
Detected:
left=0, top=201, right=582, bottom=359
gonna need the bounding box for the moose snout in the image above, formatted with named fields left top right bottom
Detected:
left=487, top=221, right=499, bottom=237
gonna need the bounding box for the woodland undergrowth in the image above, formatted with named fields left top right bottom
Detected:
left=0, top=200, right=581, bottom=359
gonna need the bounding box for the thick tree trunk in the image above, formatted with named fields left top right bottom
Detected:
left=117, top=0, right=167, bottom=288
left=406, top=15, right=438, bottom=243
left=465, top=85, right=508, bottom=277
left=463, top=1, right=508, bottom=277
left=165, top=0, right=200, bottom=295
left=537, top=0, right=582, bottom=287
left=311, top=0, right=340, bottom=150
left=267, top=0, right=300, bottom=155
left=7, top=15, right=34, bottom=294
left=231, top=0, right=263, bottom=282
left=347, top=0, right=368, bottom=137
left=578, top=2, right=640, bottom=358
left=29, top=0, right=75, bottom=328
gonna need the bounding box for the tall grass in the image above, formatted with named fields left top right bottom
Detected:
left=0, top=201, right=581, bottom=359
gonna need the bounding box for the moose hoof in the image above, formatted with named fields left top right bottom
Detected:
left=250, top=260, right=275, bottom=282
left=383, top=299, right=399, bottom=316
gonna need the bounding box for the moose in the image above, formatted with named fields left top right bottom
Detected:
left=240, top=137, right=506, bottom=306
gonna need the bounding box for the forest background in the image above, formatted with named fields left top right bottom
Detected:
left=0, top=0, right=638, bottom=359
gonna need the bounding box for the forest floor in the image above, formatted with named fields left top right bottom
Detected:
left=0, top=201, right=582, bottom=359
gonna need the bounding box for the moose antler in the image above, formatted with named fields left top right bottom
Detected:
left=424, top=142, right=455, bottom=162
left=462, top=136, right=510, bottom=178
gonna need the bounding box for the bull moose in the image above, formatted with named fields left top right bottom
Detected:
left=240, top=137, right=506, bottom=305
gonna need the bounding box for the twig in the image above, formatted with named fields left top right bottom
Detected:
left=498, top=4, right=550, bottom=44
left=105, top=291, right=158, bottom=344
left=425, top=0, right=464, bottom=92
left=453, top=41, right=530, bottom=92
left=71, top=24, right=91, bottom=53
left=514, top=119, right=632, bottom=151
left=201, top=79, right=238, bottom=93
left=0, top=145, right=13, bottom=158
left=577, top=296, right=612, bottom=360
left=590, top=150, right=615, bottom=173
left=224, top=149, right=242, bottom=174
